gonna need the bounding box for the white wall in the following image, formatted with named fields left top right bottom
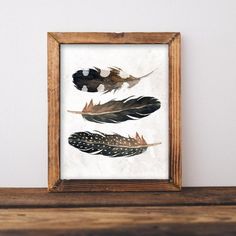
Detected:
left=0, top=0, right=235, bottom=187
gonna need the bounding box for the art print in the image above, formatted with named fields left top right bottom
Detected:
left=60, top=44, right=169, bottom=179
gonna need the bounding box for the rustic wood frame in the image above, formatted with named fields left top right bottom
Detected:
left=48, top=32, right=181, bottom=192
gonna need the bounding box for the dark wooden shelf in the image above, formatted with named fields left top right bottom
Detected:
left=0, top=187, right=236, bottom=235
left=0, top=187, right=236, bottom=208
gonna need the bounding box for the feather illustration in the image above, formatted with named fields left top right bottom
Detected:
left=68, top=131, right=161, bottom=157
left=67, top=96, right=161, bottom=123
left=72, top=67, right=155, bottom=93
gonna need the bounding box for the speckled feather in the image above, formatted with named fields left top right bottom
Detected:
left=72, top=67, right=154, bottom=93
left=68, top=96, right=161, bottom=123
left=68, top=131, right=160, bottom=157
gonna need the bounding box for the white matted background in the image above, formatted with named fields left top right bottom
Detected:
left=0, top=0, right=236, bottom=186
left=60, top=44, right=169, bottom=179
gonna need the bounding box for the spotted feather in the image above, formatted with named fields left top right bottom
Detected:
left=68, top=131, right=161, bottom=157
left=72, top=67, right=155, bottom=93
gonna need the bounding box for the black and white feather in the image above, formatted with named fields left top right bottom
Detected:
left=68, top=131, right=161, bottom=157
left=72, top=67, right=155, bottom=93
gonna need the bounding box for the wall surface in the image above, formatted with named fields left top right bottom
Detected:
left=0, top=0, right=235, bottom=187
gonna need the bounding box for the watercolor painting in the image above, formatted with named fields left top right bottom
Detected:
left=67, top=96, right=161, bottom=124
left=68, top=131, right=161, bottom=158
left=60, top=44, right=169, bottom=179
left=72, top=67, right=155, bottom=93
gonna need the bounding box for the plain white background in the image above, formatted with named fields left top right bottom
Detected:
left=0, top=0, right=235, bottom=187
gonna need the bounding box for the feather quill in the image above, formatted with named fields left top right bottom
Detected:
left=72, top=67, right=155, bottom=93
left=68, top=96, right=161, bottom=123
left=68, top=131, right=161, bottom=157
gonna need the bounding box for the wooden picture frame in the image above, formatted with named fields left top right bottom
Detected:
left=48, top=32, right=181, bottom=192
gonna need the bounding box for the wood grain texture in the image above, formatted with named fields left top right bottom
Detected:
left=48, top=180, right=180, bottom=192
left=48, top=33, right=60, bottom=191
left=0, top=188, right=236, bottom=208
left=0, top=188, right=236, bottom=235
left=48, top=32, right=181, bottom=192
left=168, top=33, right=181, bottom=189
left=0, top=206, right=236, bottom=235
left=49, top=32, right=178, bottom=44
left=1, top=224, right=236, bottom=236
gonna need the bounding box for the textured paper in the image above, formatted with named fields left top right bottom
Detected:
left=60, top=44, right=169, bottom=179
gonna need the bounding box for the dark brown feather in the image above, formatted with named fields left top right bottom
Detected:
left=67, top=96, right=161, bottom=123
